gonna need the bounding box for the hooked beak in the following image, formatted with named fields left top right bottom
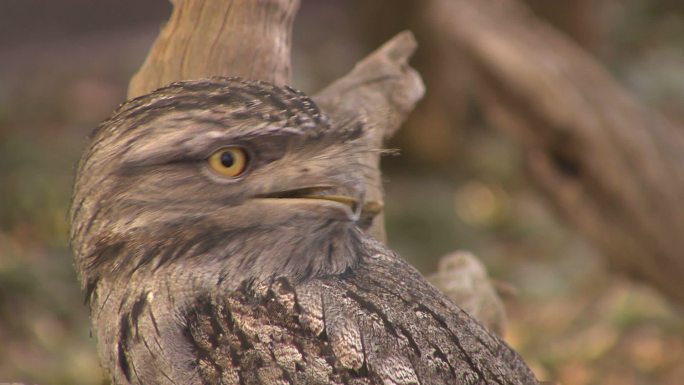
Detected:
left=253, top=186, right=380, bottom=222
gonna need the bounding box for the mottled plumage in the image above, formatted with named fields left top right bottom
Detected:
left=70, top=77, right=539, bottom=385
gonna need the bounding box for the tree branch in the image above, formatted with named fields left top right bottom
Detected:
left=314, top=31, right=425, bottom=241
left=128, top=0, right=300, bottom=98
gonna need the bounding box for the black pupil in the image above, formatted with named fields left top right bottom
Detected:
left=220, top=151, right=235, bottom=168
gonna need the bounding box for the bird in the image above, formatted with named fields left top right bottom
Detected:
left=69, top=77, right=539, bottom=385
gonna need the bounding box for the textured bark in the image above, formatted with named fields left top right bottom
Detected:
left=429, top=0, right=684, bottom=306
left=128, top=0, right=300, bottom=97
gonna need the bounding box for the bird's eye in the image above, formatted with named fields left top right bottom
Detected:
left=207, top=147, right=249, bottom=178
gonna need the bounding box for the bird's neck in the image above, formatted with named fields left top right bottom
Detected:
left=86, top=221, right=370, bottom=384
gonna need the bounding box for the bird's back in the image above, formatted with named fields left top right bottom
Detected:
left=186, top=236, right=538, bottom=385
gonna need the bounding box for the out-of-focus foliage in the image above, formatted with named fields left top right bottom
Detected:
left=0, top=1, right=682, bottom=384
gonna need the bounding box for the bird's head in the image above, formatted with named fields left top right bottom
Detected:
left=70, top=78, right=370, bottom=294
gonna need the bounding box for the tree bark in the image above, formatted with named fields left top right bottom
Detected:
left=129, top=0, right=300, bottom=97
left=429, top=0, right=684, bottom=306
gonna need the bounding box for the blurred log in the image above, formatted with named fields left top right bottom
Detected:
left=524, top=0, right=606, bottom=54
left=429, top=0, right=684, bottom=306
left=356, top=0, right=471, bottom=167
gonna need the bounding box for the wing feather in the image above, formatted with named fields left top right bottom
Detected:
left=186, top=244, right=538, bottom=385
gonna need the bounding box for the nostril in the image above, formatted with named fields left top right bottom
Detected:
left=352, top=201, right=360, bottom=217
left=300, top=168, right=310, bottom=173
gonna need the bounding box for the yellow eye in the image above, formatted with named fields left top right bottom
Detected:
left=208, top=147, right=249, bottom=178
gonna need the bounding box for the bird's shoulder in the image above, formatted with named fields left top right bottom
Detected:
left=185, top=239, right=538, bottom=385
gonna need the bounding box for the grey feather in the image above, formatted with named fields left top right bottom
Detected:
left=70, top=77, right=539, bottom=385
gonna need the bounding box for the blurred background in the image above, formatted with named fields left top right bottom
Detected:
left=0, top=1, right=682, bottom=384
